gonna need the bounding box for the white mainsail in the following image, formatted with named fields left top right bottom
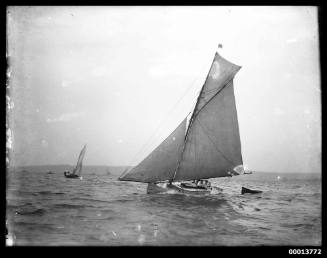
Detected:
left=119, top=51, right=243, bottom=183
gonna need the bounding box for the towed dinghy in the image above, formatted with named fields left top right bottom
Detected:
left=241, top=187, right=262, bottom=194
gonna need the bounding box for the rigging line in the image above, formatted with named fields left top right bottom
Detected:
left=119, top=96, right=196, bottom=180
left=128, top=93, right=193, bottom=166
left=202, top=87, right=227, bottom=95
left=123, top=60, right=212, bottom=170
left=135, top=104, right=192, bottom=167
left=197, top=118, right=236, bottom=167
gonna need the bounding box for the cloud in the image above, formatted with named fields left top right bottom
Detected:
left=284, top=73, right=292, bottom=79
left=46, top=112, right=84, bottom=123
left=41, top=139, right=48, bottom=147
left=61, top=80, right=73, bottom=88
left=303, top=107, right=311, bottom=115
left=148, top=66, right=169, bottom=78
left=273, top=107, right=284, bottom=116
left=91, top=66, right=108, bottom=77
left=61, top=75, right=87, bottom=88
left=61, top=66, right=108, bottom=88
left=148, top=64, right=192, bottom=78
left=286, top=38, right=297, bottom=43
left=61, top=78, right=84, bottom=88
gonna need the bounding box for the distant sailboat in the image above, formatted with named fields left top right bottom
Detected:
left=119, top=51, right=245, bottom=194
left=64, top=144, right=87, bottom=179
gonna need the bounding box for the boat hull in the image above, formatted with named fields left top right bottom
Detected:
left=241, top=187, right=262, bottom=194
left=147, top=182, right=222, bottom=195
left=64, top=174, right=80, bottom=179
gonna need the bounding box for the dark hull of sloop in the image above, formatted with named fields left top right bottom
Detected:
left=241, top=187, right=262, bottom=194
left=64, top=174, right=80, bottom=179
left=147, top=182, right=222, bottom=195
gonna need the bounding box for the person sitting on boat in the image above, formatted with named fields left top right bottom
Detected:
left=197, top=180, right=204, bottom=187
left=64, top=170, right=71, bottom=176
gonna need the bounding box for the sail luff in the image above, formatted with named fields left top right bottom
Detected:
left=170, top=54, right=219, bottom=182
left=180, top=53, right=219, bottom=143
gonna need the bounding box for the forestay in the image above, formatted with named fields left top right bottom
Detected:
left=119, top=118, right=187, bottom=183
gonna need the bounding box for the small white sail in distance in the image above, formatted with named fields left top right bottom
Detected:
left=72, top=144, right=87, bottom=176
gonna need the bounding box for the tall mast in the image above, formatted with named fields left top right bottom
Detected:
left=170, top=53, right=217, bottom=183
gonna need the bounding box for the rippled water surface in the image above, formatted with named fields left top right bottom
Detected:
left=6, top=169, right=321, bottom=246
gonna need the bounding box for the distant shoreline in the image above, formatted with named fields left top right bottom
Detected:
left=7, top=165, right=133, bottom=175
left=7, top=165, right=321, bottom=175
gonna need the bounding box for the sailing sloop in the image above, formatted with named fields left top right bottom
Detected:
left=119, top=51, right=246, bottom=194
left=64, top=144, right=87, bottom=179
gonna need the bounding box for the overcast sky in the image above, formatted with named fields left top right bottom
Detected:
left=7, top=6, right=320, bottom=173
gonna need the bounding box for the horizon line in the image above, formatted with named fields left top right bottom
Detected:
left=7, top=165, right=321, bottom=174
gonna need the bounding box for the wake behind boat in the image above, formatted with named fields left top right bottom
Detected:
left=119, top=50, right=247, bottom=194
left=64, top=144, right=87, bottom=179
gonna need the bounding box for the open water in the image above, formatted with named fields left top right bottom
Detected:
left=6, top=169, right=321, bottom=246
